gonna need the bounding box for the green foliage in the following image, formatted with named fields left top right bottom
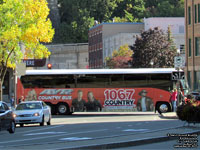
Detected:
left=144, top=0, right=184, bottom=17
left=130, top=27, right=177, bottom=68
left=55, top=0, right=184, bottom=43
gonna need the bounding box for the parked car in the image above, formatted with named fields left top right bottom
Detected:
left=191, top=91, right=200, bottom=100
left=13, top=101, right=51, bottom=127
left=0, top=101, right=15, bottom=133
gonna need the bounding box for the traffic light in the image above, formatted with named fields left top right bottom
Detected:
left=47, top=63, right=52, bottom=69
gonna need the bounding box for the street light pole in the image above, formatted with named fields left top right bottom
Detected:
left=176, top=49, right=180, bottom=107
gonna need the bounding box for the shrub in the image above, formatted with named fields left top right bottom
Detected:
left=176, top=100, right=200, bottom=123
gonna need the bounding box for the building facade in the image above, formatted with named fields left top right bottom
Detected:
left=144, top=17, right=185, bottom=54
left=88, top=23, right=144, bottom=68
left=38, top=43, right=88, bottom=69
left=185, top=0, right=200, bottom=91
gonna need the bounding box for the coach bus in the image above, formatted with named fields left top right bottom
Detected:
left=17, top=68, right=184, bottom=115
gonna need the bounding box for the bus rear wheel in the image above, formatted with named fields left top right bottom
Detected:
left=57, top=103, right=69, bottom=115
left=157, top=103, right=171, bottom=114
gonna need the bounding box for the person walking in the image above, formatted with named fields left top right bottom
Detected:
left=170, top=88, right=177, bottom=112
left=10, top=95, right=15, bottom=108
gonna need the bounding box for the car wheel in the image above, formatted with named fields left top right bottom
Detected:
left=57, top=103, right=69, bottom=115
left=20, top=123, right=24, bottom=127
left=8, top=121, right=15, bottom=134
left=157, top=103, right=171, bottom=114
left=40, top=116, right=44, bottom=126
left=47, top=115, right=51, bottom=125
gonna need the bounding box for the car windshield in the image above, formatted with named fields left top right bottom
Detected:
left=16, top=103, right=42, bottom=110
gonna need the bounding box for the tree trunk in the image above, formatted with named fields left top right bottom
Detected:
left=0, top=66, right=8, bottom=101
left=0, top=80, right=2, bottom=101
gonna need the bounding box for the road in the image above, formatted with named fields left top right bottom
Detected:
left=0, top=112, right=187, bottom=149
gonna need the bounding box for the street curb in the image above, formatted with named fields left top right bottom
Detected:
left=62, top=130, right=200, bottom=150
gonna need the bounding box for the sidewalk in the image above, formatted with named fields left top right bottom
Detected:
left=160, top=112, right=178, bottom=119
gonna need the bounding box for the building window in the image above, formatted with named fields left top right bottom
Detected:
left=189, top=38, right=191, bottom=57
left=180, top=45, right=185, bottom=54
left=195, top=37, right=200, bottom=56
left=188, top=6, right=191, bottom=25
left=195, top=5, right=197, bottom=23
left=194, top=71, right=200, bottom=90
left=198, top=4, right=200, bottom=23
left=187, top=71, right=191, bottom=89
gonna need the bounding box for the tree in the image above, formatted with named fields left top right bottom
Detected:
left=112, top=0, right=145, bottom=22
left=144, top=0, right=184, bottom=17
left=130, top=27, right=176, bottom=68
left=0, top=0, right=54, bottom=100
left=105, top=44, right=133, bottom=68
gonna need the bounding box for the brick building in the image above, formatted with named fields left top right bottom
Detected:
left=185, top=0, right=200, bottom=91
left=88, top=23, right=144, bottom=68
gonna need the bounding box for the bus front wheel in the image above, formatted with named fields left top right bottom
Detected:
left=157, top=103, right=171, bottom=114
left=57, top=103, right=69, bottom=115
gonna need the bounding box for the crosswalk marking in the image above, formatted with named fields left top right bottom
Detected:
left=59, top=137, right=92, bottom=141
left=123, top=129, right=149, bottom=132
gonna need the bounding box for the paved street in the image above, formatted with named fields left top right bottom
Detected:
left=0, top=112, right=199, bottom=150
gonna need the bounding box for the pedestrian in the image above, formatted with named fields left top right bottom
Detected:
left=170, top=88, right=177, bottom=112
left=10, top=95, right=15, bottom=108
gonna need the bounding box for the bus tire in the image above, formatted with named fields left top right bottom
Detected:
left=156, top=102, right=171, bottom=114
left=57, top=103, right=69, bottom=115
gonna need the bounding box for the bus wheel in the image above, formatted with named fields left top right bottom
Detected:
left=157, top=103, right=171, bottom=114
left=57, top=103, right=69, bottom=115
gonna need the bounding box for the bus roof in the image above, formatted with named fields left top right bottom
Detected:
left=25, top=68, right=178, bottom=75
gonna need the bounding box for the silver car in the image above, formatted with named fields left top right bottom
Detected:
left=13, top=101, right=51, bottom=127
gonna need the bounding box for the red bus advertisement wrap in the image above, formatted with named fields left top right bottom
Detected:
left=23, top=88, right=170, bottom=112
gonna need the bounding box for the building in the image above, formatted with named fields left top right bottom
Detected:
left=185, top=0, right=200, bottom=91
left=38, top=43, right=88, bottom=69
left=144, top=17, right=185, bottom=54
left=88, top=23, right=144, bottom=68
left=103, top=32, right=140, bottom=65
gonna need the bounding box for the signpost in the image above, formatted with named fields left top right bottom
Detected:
left=174, top=55, right=185, bottom=107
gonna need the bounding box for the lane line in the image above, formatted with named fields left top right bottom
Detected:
left=16, top=125, right=65, bottom=134
left=24, top=132, right=67, bottom=136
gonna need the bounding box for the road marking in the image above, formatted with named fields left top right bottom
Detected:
left=24, top=132, right=66, bottom=136
left=0, top=129, right=108, bottom=144
left=18, top=125, right=65, bottom=134
left=60, top=137, right=92, bottom=141
left=123, top=129, right=149, bottom=132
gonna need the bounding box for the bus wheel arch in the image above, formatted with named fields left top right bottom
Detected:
left=56, top=102, right=70, bottom=115
left=45, top=102, right=57, bottom=115
left=156, top=102, right=171, bottom=114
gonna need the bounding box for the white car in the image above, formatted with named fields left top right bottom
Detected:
left=13, top=101, right=51, bottom=127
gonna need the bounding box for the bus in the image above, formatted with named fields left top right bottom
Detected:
left=17, top=68, right=184, bottom=115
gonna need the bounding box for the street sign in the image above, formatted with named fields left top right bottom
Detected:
left=16, top=63, right=26, bottom=76
left=171, top=71, right=185, bottom=80
left=22, top=58, right=46, bottom=67
left=174, top=56, right=185, bottom=68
